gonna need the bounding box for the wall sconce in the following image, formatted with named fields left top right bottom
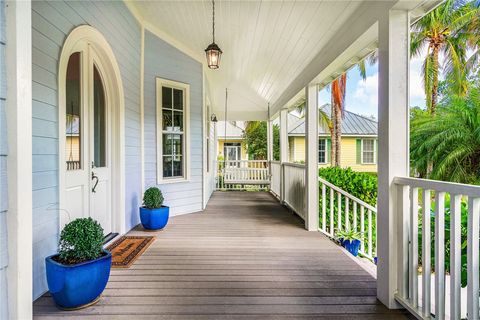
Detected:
left=210, top=113, right=218, bottom=123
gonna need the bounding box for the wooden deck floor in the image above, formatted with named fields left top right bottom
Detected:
left=34, top=191, right=410, bottom=319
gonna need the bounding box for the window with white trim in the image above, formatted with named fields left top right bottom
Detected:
left=157, top=78, right=190, bottom=182
left=361, top=139, right=376, bottom=164
left=318, top=139, right=327, bottom=164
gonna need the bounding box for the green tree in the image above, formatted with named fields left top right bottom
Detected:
left=243, top=121, right=280, bottom=160
left=410, top=84, right=480, bottom=184
left=410, top=0, right=480, bottom=114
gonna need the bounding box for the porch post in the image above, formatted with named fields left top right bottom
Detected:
left=305, top=84, right=319, bottom=231
left=5, top=0, right=33, bottom=318
left=267, top=119, right=273, bottom=163
left=376, top=9, right=410, bottom=309
left=279, top=108, right=288, bottom=201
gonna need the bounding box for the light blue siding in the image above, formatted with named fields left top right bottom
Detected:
left=0, top=0, right=8, bottom=317
left=144, top=31, right=204, bottom=215
left=31, top=0, right=141, bottom=299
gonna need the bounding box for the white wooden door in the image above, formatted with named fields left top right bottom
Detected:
left=89, top=63, right=111, bottom=235
left=63, top=48, right=112, bottom=235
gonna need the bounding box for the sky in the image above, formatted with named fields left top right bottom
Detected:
left=318, top=51, right=428, bottom=120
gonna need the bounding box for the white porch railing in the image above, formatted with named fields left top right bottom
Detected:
left=394, top=177, right=480, bottom=320
left=318, top=177, right=377, bottom=260
left=270, top=161, right=281, bottom=197
left=282, top=163, right=306, bottom=220
left=216, top=160, right=269, bottom=190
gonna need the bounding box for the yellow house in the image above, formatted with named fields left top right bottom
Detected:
left=288, top=106, right=378, bottom=173
left=216, top=121, right=248, bottom=161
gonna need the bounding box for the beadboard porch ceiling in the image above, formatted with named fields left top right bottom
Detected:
left=127, top=0, right=440, bottom=120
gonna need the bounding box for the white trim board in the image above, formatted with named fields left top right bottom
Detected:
left=5, top=1, right=33, bottom=318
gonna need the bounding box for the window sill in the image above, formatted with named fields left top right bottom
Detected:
left=157, top=178, right=190, bottom=185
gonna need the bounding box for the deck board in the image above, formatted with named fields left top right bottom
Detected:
left=33, top=191, right=410, bottom=319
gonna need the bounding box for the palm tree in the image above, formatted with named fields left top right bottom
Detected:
left=329, top=53, right=376, bottom=166
left=410, top=85, right=480, bottom=184
left=330, top=73, right=347, bottom=167
left=410, top=0, right=480, bottom=115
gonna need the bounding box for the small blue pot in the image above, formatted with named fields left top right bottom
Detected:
left=45, top=250, right=111, bottom=309
left=343, top=239, right=361, bottom=257
left=140, top=206, right=169, bottom=230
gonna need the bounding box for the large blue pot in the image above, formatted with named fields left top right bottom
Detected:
left=45, top=250, right=111, bottom=309
left=343, top=239, right=361, bottom=257
left=140, top=206, right=169, bottom=230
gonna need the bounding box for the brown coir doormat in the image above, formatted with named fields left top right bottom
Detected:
left=106, top=236, right=155, bottom=268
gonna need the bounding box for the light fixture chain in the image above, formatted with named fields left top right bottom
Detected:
left=212, top=0, right=215, bottom=43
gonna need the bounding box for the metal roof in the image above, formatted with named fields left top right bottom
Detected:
left=288, top=104, right=377, bottom=136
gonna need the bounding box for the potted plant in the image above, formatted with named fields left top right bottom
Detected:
left=140, top=187, right=169, bottom=230
left=45, top=218, right=111, bottom=310
left=336, top=229, right=362, bottom=257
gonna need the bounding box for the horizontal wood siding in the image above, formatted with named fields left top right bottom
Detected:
left=31, top=0, right=141, bottom=299
left=0, top=0, right=8, bottom=317
left=143, top=31, right=203, bottom=215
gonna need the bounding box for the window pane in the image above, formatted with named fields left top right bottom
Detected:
left=163, top=156, right=173, bottom=177
left=173, top=155, right=183, bottom=176
left=162, top=134, right=173, bottom=155
left=93, top=65, right=106, bottom=168
left=363, top=140, right=374, bottom=151
left=160, top=84, right=186, bottom=179
left=173, top=89, right=183, bottom=110
left=363, top=152, right=374, bottom=163
left=162, top=87, right=172, bottom=109
left=173, top=111, right=183, bottom=132
left=362, top=139, right=375, bottom=164
left=162, top=110, right=173, bottom=131
left=65, top=52, right=82, bottom=171
left=318, top=139, right=326, bottom=163
left=172, top=134, right=183, bottom=156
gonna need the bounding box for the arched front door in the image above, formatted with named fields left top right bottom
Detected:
left=59, top=26, right=126, bottom=237
left=63, top=46, right=112, bottom=234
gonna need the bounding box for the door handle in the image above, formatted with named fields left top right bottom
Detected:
left=91, top=171, right=99, bottom=193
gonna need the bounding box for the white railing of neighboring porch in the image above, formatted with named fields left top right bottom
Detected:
left=318, top=177, right=377, bottom=260
left=216, top=160, right=269, bottom=190
left=282, top=163, right=306, bottom=220
left=394, top=177, right=480, bottom=320
left=270, top=161, right=281, bottom=197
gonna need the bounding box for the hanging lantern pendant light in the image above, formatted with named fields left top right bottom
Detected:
left=205, top=0, right=222, bottom=69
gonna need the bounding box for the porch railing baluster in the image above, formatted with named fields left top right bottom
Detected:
left=318, top=177, right=377, bottom=260
left=393, top=177, right=480, bottom=319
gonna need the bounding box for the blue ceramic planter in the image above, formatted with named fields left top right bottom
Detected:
left=140, top=206, right=169, bottom=230
left=343, top=239, right=361, bottom=257
left=45, top=250, right=111, bottom=309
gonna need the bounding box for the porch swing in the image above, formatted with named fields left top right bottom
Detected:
left=222, top=89, right=271, bottom=187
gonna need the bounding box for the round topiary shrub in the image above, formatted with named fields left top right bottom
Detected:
left=58, top=217, right=104, bottom=264
left=143, top=187, right=164, bottom=209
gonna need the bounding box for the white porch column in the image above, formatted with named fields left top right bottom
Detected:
left=267, top=119, right=273, bottom=163
left=5, top=0, right=33, bottom=318
left=305, top=84, right=319, bottom=231
left=377, top=9, right=410, bottom=309
left=279, top=108, right=288, bottom=201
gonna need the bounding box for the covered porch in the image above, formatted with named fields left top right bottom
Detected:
left=33, top=191, right=409, bottom=319
left=2, top=0, right=479, bottom=319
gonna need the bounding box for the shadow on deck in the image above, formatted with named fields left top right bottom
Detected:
left=34, top=191, right=410, bottom=319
